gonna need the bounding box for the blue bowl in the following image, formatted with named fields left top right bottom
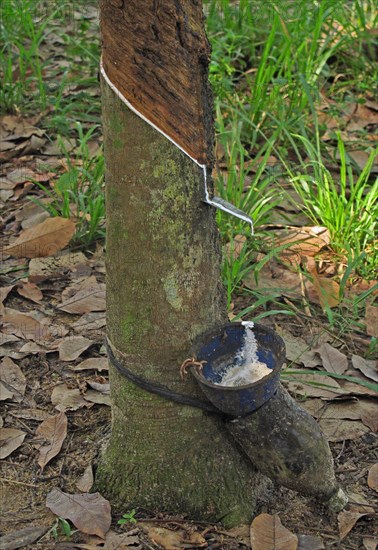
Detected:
left=190, top=322, right=285, bottom=417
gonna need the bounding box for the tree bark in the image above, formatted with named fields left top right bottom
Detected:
left=96, top=1, right=270, bottom=525
left=96, top=82, right=270, bottom=525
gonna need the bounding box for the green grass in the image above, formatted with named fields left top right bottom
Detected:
left=33, top=122, right=105, bottom=248
left=284, top=132, right=377, bottom=277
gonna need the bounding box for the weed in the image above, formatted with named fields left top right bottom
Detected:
left=33, top=122, right=105, bottom=247
left=118, top=509, right=137, bottom=526
left=282, top=368, right=378, bottom=392
left=51, top=517, right=73, bottom=540
left=283, top=132, right=377, bottom=278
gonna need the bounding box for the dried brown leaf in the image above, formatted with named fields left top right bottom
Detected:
left=58, top=282, right=106, bottom=314
left=317, top=343, right=348, bottom=375
left=17, top=281, right=43, bottom=303
left=76, top=464, right=94, bottom=493
left=311, top=272, right=340, bottom=309
left=51, top=383, right=89, bottom=412
left=0, top=357, right=26, bottom=402
left=302, top=398, right=373, bottom=422
left=72, top=312, right=106, bottom=333
left=338, top=511, right=366, bottom=540
left=225, top=234, right=247, bottom=261
left=0, top=285, right=14, bottom=309
left=58, top=336, right=92, bottom=361
left=12, top=408, right=50, bottom=421
left=46, top=488, right=111, bottom=538
left=28, top=252, right=88, bottom=283
left=72, top=357, right=108, bottom=372
left=338, top=380, right=377, bottom=397
left=0, top=427, right=26, bottom=458
left=250, top=513, right=298, bottom=550
left=318, top=419, right=370, bottom=442
left=352, top=355, right=378, bottom=383
left=365, top=304, right=378, bottom=338
left=87, top=381, right=109, bottom=393
left=275, top=328, right=309, bottom=364
left=349, top=150, right=373, bottom=171
left=0, top=526, right=49, bottom=550
left=361, top=408, right=378, bottom=433
left=35, top=411, right=68, bottom=470
left=283, top=369, right=344, bottom=399
left=274, top=226, right=330, bottom=267
left=83, top=390, right=111, bottom=407
left=104, top=530, right=140, bottom=549
left=363, top=537, right=378, bottom=550
left=348, top=491, right=375, bottom=514
left=367, top=463, right=378, bottom=493
left=142, top=524, right=184, bottom=549
left=0, top=383, right=13, bottom=401
left=2, top=308, right=52, bottom=342
left=0, top=333, right=20, bottom=346
left=5, top=217, right=76, bottom=258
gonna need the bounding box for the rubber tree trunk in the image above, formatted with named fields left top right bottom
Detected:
left=96, top=0, right=270, bottom=526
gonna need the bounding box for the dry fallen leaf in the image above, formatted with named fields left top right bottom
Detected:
left=58, top=336, right=92, bottom=361
left=72, top=312, right=107, bottom=333
left=363, top=536, right=378, bottom=550
left=142, top=524, right=184, bottom=550
left=318, top=419, right=370, bottom=442
left=87, top=381, right=109, bottom=393
left=351, top=355, right=378, bottom=383
left=225, top=234, right=247, bottom=260
left=76, top=464, right=94, bottom=493
left=72, top=357, right=108, bottom=372
left=46, top=488, right=111, bottom=538
left=17, top=200, right=51, bottom=229
left=0, top=285, right=14, bottom=311
left=35, top=411, right=68, bottom=470
left=5, top=216, right=76, bottom=258
left=283, top=369, right=344, bottom=398
left=338, top=511, right=366, bottom=540
left=12, top=408, right=50, bottom=421
left=58, top=280, right=106, bottom=314
left=17, top=281, right=43, bottom=303
left=83, top=390, right=111, bottom=407
left=274, top=226, right=330, bottom=268
left=365, top=305, right=378, bottom=338
left=275, top=328, right=310, bottom=364
left=2, top=308, right=52, bottom=343
left=0, top=526, right=49, bottom=550
left=51, top=383, right=89, bottom=412
left=311, top=272, right=340, bottom=309
left=28, top=251, right=88, bottom=283
left=104, top=530, right=140, bottom=549
left=367, top=463, right=378, bottom=493
left=0, top=357, right=26, bottom=402
left=0, top=427, right=26, bottom=459
left=361, top=409, right=378, bottom=433
left=348, top=490, right=375, bottom=514
left=250, top=513, right=298, bottom=550
left=302, top=398, right=374, bottom=423
left=316, top=343, right=348, bottom=375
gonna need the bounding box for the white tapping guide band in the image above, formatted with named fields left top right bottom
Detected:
left=100, top=59, right=254, bottom=234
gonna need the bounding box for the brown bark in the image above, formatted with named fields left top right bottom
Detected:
left=100, top=0, right=214, bottom=165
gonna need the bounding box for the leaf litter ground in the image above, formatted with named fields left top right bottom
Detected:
left=1, top=151, right=377, bottom=550
left=1, top=4, right=377, bottom=550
